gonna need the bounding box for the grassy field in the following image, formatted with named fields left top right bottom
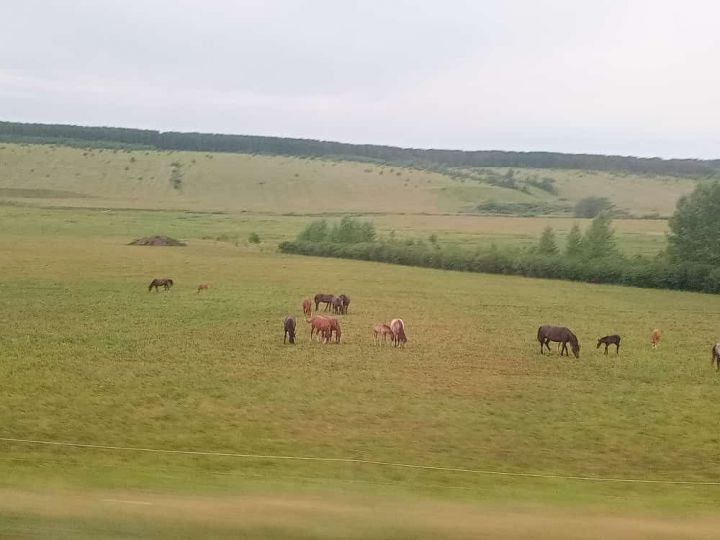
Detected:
left=2, top=203, right=720, bottom=536
left=0, top=143, right=697, bottom=216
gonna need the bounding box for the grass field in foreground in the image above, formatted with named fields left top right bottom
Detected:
left=2, top=203, right=720, bottom=533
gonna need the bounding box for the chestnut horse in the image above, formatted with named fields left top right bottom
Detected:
left=302, top=298, right=312, bottom=318
left=307, top=316, right=332, bottom=343
left=390, top=318, right=407, bottom=347
left=538, top=325, right=580, bottom=358
left=284, top=315, right=296, bottom=344
left=148, top=278, right=173, bottom=292
left=197, top=283, right=209, bottom=294
left=651, top=329, right=662, bottom=349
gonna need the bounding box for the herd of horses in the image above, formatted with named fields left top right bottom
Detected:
left=148, top=278, right=719, bottom=368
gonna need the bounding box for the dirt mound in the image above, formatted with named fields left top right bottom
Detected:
left=128, top=235, right=186, bottom=246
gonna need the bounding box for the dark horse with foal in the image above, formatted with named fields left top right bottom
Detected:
left=538, top=325, right=580, bottom=358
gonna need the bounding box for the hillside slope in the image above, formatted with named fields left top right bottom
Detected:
left=0, top=143, right=696, bottom=215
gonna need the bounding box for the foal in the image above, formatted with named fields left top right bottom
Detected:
left=197, top=283, right=209, bottom=293
left=597, top=335, right=621, bottom=355
left=372, top=323, right=393, bottom=345
left=651, top=329, right=662, bottom=349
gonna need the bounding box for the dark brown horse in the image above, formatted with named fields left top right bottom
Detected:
left=712, top=343, right=720, bottom=371
left=338, top=294, right=350, bottom=314
left=314, top=293, right=335, bottom=311
left=148, top=278, right=173, bottom=292
left=283, top=315, right=296, bottom=344
left=538, top=325, right=580, bottom=358
left=597, top=335, right=620, bottom=355
left=302, top=298, right=312, bottom=318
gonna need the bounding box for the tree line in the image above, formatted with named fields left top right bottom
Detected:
left=2, top=120, right=719, bottom=176
left=279, top=182, right=720, bottom=295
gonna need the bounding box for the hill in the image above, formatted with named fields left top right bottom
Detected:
left=2, top=120, right=720, bottom=176
left=0, top=143, right=698, bottom=217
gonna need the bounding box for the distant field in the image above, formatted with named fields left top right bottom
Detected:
left=0, top=143, right=697, bottom=216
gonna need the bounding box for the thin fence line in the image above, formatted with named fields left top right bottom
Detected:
left=1, top=436, right=719, bottom=486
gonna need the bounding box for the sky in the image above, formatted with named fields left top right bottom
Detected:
left=1, top=0, right=719, bottom=158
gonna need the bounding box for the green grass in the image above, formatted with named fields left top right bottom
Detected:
left=2, top=207, right=720, bottom=514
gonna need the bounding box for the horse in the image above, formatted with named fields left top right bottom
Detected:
left=307, top=315, right=333, bottom=343
left=338, top=294, right=350, bottom=314
left=327, top=317, right=342, bottom=343
left=331, top=296, right=344, bottom=314
left=712, top=343, right=720, bottom=371
left=537, top=325, right=580, bottom=358
left=197, top=283, right=209, bottom=294
left=148, top=278, right=173, bottom=292
left=390, top=318, right=407, bottom=347
left=372, top=323, right=393, bottom=345
left=283, top=315, right=296, bottom=344
left=651, top=329, right=662, bottom=349
left=597, top=335, right=621, bottom=355
left=302, top=298, right=312, bottom=318
left=314, top=293, right=335, bottom=312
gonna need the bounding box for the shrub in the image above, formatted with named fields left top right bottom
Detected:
left=248, top=232, right=261, bottom=244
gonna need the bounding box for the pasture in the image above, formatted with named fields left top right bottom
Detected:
left=2, top=205, right=720, bottom=537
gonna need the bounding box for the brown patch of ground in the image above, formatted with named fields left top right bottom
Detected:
left=0, top=489, right=718, bottom=539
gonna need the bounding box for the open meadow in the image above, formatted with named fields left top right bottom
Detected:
left=2, top=202, right=720, bottom=537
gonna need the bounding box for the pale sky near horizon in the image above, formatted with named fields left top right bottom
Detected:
left=1, top=1, right=719, bottom=158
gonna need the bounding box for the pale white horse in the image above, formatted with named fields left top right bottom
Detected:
left=390, top=318, right=407, bottom=348
left=712, top=343, right=720, bottom=371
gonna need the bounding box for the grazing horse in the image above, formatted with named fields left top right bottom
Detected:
left=314, top=293, right=335, bottom=312
left=597, top=335, right=621, bottom=355
left=390, top=319, right=407, bottom=347
left=283, top=315, right=296, bottom=344
left=712, top=343, right=720, bottom=371
left=302, top=298, right=312, bottom=318
left=338, top=294, right=350, bottom=314
left=307, top=316, right=333, bottom=343
left=372, top=323, right=393, bottom=345
left=537, top=325, right=580, bottom=358
left=651, top=329, right=662, bottom=349
left=327, top=317, right=342, bottom=343
left=331, top=296, right=344, bottom=314
left=197, top=283, right=209, bottom=294
left=148, top=278, right=173, bottom=292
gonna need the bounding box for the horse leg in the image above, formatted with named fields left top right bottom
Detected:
left=616, top=342, right=620, bottom=355
left=604, top=343, right=608, bottom=355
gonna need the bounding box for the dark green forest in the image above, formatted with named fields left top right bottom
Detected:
left=1, top=120, right=719, bottom=176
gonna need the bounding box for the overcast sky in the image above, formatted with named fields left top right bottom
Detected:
left=2, top=1, right=719, bottom=158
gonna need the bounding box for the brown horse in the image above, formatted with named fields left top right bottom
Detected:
left=284, top=315, right=297, bottom=344
left=327, top=317, right=342, bottom=343
left=390, top=318, right=407, bottom=347
left=597, top=335, right=621, bottom=355
left=148, top=278, right=173, bottom=292
left=302, top=298, right=312, bottom=318
left=372, top=323, right=393, bottom=345
left=314, top=293, right=335, bottom=311
left=197, top=283, right=209, bottom=294
left=338, top=294, right=350, bottom=314
left=537, top=325, right=580, bottom=358
left=307, top=316, right=333, bottom=343
left=651, top=329, right=662, bottom=349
